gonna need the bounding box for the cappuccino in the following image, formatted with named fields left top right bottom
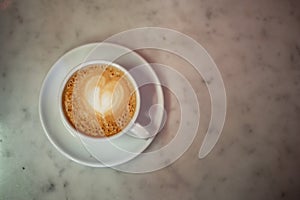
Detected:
left=62, top=64, right=137, bottom=137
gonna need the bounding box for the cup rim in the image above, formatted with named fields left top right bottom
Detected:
left=58, top=60, right=141, bottom=141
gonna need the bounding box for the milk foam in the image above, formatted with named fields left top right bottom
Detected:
left=62, top=64, right=137, bottom=137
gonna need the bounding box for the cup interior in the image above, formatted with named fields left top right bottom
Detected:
left=58, top=60, right=141, bottom=140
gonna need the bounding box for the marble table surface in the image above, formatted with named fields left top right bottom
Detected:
left=1, top=0, right=300, bottom=199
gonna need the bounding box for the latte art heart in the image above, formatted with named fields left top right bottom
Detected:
left=62, top=64, right=137, bottom=137
left=84, top=73, right=128, bottom=116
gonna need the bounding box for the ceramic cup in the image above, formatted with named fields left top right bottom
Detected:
left=59, top=60, right=151, bottom=140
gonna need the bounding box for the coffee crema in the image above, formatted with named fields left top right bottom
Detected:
left=62, top=64, right=137, bottom=137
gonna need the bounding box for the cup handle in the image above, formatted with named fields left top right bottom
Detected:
left=127, top=123, right=154, bottom=139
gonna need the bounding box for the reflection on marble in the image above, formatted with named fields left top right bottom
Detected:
left=0, top=0, right=300, bottom=199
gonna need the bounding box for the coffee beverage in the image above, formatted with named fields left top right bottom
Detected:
left=62, top=64, right=137, bottom=138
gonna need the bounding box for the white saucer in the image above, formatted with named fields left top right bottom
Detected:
left=39, top=43, right=164, bottom=167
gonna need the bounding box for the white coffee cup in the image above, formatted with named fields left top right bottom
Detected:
left=59, top=60, right=151, bottom=140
